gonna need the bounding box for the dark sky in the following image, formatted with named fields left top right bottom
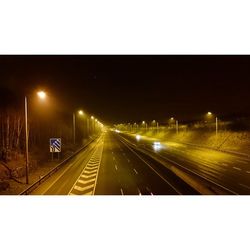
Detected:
left=0, top=55, right=250, bottom=124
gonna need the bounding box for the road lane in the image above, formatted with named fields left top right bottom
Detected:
left=95, top=132, right=198, bottom=195
left=119, top=133, right=250, bottom=194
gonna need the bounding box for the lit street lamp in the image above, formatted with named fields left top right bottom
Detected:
left=142, top=120, right=148, bottom=131
left=206, top=112, right=218, bottom=136
left=73, top=110, right=84, bottom=144
left=169, top=117, right=179, bottom=134
left=25, top=90, right=47, bottom=184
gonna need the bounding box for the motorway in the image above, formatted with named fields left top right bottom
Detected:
left=119, top=132, right=250, bottom=194
left=30, top=131, right=198, bottom=195
left=30, top=130, right=250, bottom=195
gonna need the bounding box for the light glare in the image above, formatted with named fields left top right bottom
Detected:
left=37, top=91, right=46, bottom=99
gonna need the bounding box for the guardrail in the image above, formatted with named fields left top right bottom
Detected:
left=19, top=136, right=99, bottom=195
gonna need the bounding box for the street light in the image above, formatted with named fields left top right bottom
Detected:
left=78, top=110, right=84, bottom=115
left=37, top=91, right=46, bottom=100
left=206, top=112, right=218, bottom=136
left=169, top=117, right=178, bottom=134
left=142, top=120, right=147, bottom=131
left=73, top=110, right=85, bottom=144
left=25, top=90, right=47, bottom=184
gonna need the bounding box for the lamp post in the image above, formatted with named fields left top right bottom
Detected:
left=152, top=120, right=156, bottom=131
left=215, top=117, right=218, bottom=136
left=24, top=96, right=29, bottom=184
left=207, top=112, right=218, bottom=136
left=25, top=91, right=47, bottom=184
left=73, top=113, right=76, bottom=144
left=73, top=110, right=84, bottom=144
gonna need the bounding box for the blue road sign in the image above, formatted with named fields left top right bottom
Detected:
left=50, top=138, right=61, bottom=152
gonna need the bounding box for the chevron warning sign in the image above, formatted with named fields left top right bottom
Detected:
left=50, top=138, right=61, bottom=152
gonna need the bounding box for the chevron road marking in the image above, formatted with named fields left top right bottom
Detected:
left=68, top=139, right=104, bottom=195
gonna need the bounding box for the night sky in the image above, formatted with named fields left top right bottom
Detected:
left=0, top=55, right=250, bottom=124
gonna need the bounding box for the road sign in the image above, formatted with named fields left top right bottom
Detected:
left=50, top=138, right=61, bottom=153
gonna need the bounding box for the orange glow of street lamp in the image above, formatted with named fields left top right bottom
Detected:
left=37, top=91, right=46, bottom=100
left=78, top=110, right=84, bottom=115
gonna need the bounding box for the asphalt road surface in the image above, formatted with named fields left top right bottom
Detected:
left=119, top=132, right=250, bottom=194
left=31, top=131, right=198, bottom=195
left=95, top=132, right=197, bottom=195
left=30, top=130, right=250, bottom=195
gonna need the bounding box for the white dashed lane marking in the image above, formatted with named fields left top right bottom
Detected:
left=120, top=188, right=124, bottom=195
left=246, top=171, right=250, bottom=174
left=239, top=183, right=250, bottom=190
left=133, top=168, right=138, bottom=174
left=115, top=165, right=118, bottom=170
left=146, top=187, right=154, bottom=195
left=233, top=167, right=241, bottom=171
left=236, top=159, right=249, bottom=164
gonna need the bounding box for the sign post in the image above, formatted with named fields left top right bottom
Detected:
left=50, top=138, right=61, bottom=161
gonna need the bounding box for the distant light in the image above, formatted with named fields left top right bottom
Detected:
left=91, top=116, right=94, bottom=120
left=136, top=135, right=141, bottom=141
left=115, top=129, right=120, bottom=133
left=78, top=110, right=84, bottom=115
left=37, top=91, right=46, bottom=100
left=170, top=117, right=174, bottom=120
left=153, top=142, right=161, bottom=145
left=95, top=119, right=98, bottom=121
left=153, top=141, right=162, bottom=151
left=142, top=121, right=145, bottom=124
left=207, top=112, right=212, bottom=115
